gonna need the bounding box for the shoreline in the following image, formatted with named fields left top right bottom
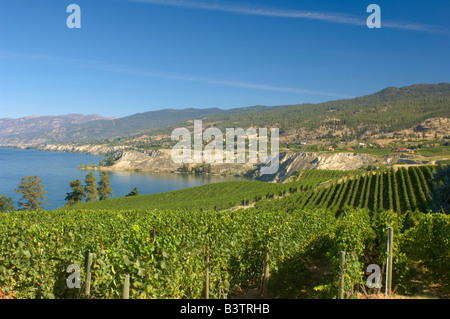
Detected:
left=2, top=144, right=441, bottom=183
left=1, top=146, right=255, bottom=179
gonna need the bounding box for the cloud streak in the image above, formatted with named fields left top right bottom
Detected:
left=129, top=0, right=449, bottom=35
left=0, top=50, right=351, bottom=99
left=101, top=63, right=351, bottom=97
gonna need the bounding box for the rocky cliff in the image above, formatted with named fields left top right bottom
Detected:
left=253, top=152, right=402, bottom=182
left=103, top=149, right=419, bottom=183
left=33, top=144, right=127, bottom=156
left=103, top=149, right=256, bottom=176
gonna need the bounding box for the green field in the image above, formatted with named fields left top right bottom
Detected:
left=416, top=145, right=450, bottom=157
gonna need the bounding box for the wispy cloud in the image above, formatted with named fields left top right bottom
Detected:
left=381, top=20, right=449, bottom=34
left=130, top=0, right=365, bottom=26
left=101, top=63, right=351, bottom=97
left=0, top=50, right=351, bottom=99
left=129, top=0, right=450, bottom=35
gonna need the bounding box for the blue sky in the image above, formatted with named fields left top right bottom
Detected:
left=0, top=0, right=449, bottom=119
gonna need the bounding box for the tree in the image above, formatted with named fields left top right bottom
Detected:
left=0, top=194, right=15, bottom=213
left=15, top=176, right=48, bottom=211
left=84, top=172, right=98, bottom=202
left=97, top=171, right=113, bottom=200
left=104, top=155, right=116, bottom=167
left=98, top=155, right=116, bottom=167
left=181, top=163, right=190, bottom=173
left=65, top=179, right=86, bottom=206
left=126, top=187, right=139, bottom=197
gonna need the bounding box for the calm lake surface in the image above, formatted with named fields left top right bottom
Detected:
left=0, top=148, right=245, bottom=210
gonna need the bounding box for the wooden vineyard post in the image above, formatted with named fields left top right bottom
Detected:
left=205, top=247, right=210, bottom=299
left=122, top=273, right=130, bottom=299
left=262, top=246, right=270, bottom=298
left=338, top=251, right=345, bottom=299
left=386, top=227, right=394, bottom=297
left=84, top=253, right=93, bottom=299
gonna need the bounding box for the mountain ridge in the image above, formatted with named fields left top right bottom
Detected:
left=0, top=83, right=448, bottom=147
left=0, top=114, right=112, bottom=138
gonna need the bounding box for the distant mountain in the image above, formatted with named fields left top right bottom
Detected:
left=0, top=114, right=111, bottom=139
left=0, top=105, right=283, bottom=146
left=1, top=83, right=449, bottom=147
left=0, top=108, right=231, bottom=146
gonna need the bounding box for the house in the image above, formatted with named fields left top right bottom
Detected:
left=358, top=143, right=366, bottom=147
left=347, top=147, right=354, bottom=151
left=397, top=148, right=415, bottom=153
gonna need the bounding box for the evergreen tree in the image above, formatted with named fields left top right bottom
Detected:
left=97, top=171, right=113, bottom=200
left=126, top=187, right=140, bottom=197
left=65, top=179, right=86, bottom=206
left=14, top=176, right=48, bottom=211
left=0, top=194, right=15, bottom=213
left=84, top=172, right=98, bottom=202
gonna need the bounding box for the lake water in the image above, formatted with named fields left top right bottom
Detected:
left=0, top=148, right=245, bottom=210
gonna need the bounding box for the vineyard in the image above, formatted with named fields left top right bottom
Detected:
left=1, top=208, right=448, bottom=299
left=68, top=166, right=439, bottom=216
left=67, top=180, right=297, bottom=212
left=0, top=165, right=449, bottom=299
left=255, top=166, right=437, bottom=215
left=66, top=169, right=362, bottom=212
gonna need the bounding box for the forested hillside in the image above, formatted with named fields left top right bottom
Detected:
left=160, top=83, right=450, bottom=138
